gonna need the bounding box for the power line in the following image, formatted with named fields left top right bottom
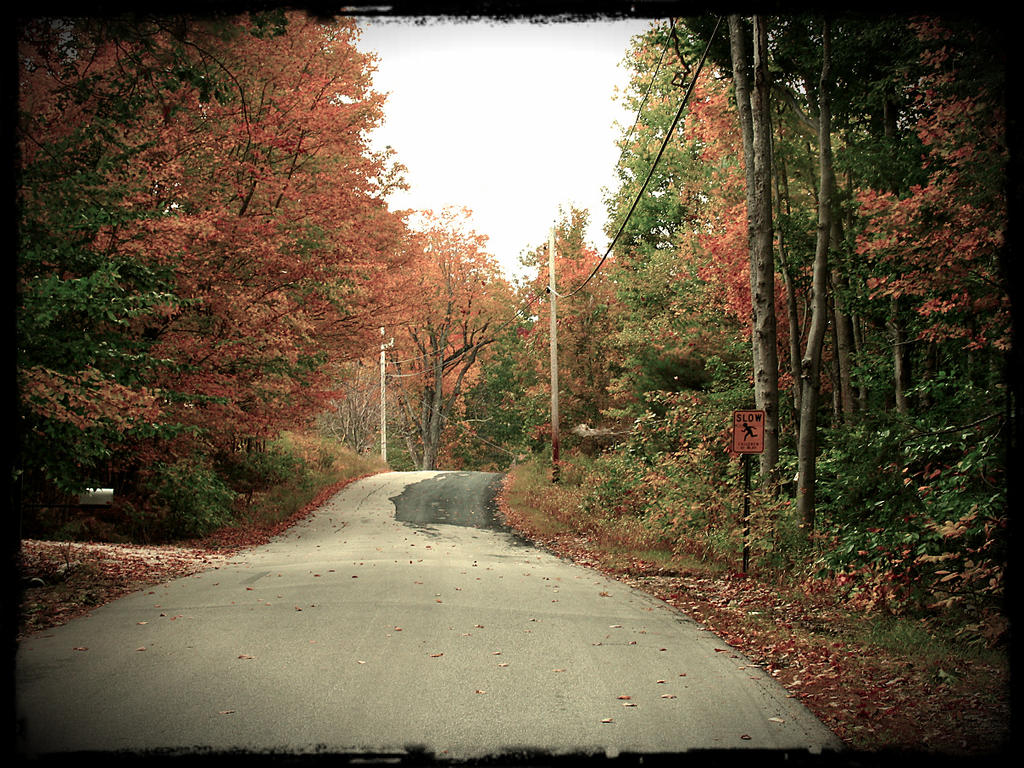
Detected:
left=559, top=15, right=723, bottom=300
left=622, top=19, right=676, bottom=150
left=375, top=18, right=723, bottom=380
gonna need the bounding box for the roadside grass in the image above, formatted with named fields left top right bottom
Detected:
left=501, top=456, right=724, bottom=575
left=239, top=431, right=388, bottom=530
left=849, top=611, right=1005, bottom=667
left=497, top=456, right=1011, bottom=754
left=501, top=456, right=1004, bottom=656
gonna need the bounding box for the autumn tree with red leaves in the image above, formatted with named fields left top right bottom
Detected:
left=17, top=12, right=411, bottom=532
left=855, top=20, right=1009, bottom=357
left=387, top=208, right=512, bottom=471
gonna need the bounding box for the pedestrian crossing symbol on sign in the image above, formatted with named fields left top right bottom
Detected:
left=732, top=410, right=765, bottom=454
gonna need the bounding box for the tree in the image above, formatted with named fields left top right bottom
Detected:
left=17, top=12, right=411, bottom=512
left=316, top=362, right=380, bottom=454
left=519, top=207, right=625, bottom=435
left=728, top=15, right=780, bottom=479
left=795, top=18, right=834, bottom=532
left=449, top=322, right=544, bottom=470
left=855, top=19, right=1009, bottom=359
left=390, top=208, right=510, bottom=470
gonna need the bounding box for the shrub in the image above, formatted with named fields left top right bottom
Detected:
left=809, top=413, right=1007, bottom=619
left=216, top=443, right=302, bottom=500
left=143, top=457, right=236, bottom=539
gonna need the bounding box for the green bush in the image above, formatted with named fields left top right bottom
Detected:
left=144, top=457, right=236, bottom=539
left=809, top=413, right=1007, bottom=616
left=217, top=443, right=302, bottom=498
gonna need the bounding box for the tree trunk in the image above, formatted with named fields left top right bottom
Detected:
left=829, top=204, right=856, bottom=422
left=851, top=315, right=869, bottom=410
left=772, top=113, right=803, bottom=428
left=887, top=297, right=912, bottom=415
left=400, top=324, right=491, bottom=471
left=730, top=14, right=780, bottom=480
left=831, top=268, right=857, bottom=422
left=829, top=292, right=842, bottom=421
left=880, top=93, right=912, bottom=415
left=796, top=18, right=834, bottom=534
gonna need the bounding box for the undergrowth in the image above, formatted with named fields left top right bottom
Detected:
left=502, top=453, right=1008, bottom=660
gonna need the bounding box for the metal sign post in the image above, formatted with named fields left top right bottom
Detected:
left=732, top=410, right=765, bottom=573
left=742, top=454, right=751, bottom=573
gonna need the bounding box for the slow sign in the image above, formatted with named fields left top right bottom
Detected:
left=732, top=410, right=765, bottom=454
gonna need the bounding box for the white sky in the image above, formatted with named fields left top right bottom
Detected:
left=355, top=15, right=653, bottom=281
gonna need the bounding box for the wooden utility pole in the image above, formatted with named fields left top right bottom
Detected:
left=548, top=227, right=560, bottom=483
left=379, top=327, right=393, bottom=463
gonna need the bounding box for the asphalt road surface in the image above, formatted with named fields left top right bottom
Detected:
left=16, top=470, right=842, bottom=760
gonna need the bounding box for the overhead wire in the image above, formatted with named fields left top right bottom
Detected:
left=422, top=18, right=680, bottom=339
left=558, top=15, right=723, bottom=300
left=379, top=17, right=723, bottom=381
left=622, top=19, right=676, bottom=151
left=451, top=17, right=687, bottom=331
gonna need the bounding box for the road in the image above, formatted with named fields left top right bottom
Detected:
left=15, top=470, right=842, bottom=760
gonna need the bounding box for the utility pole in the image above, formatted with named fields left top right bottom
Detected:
left=379, top=327, right=393, bottom=463
left=548, top=227, right=560, bottom=483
